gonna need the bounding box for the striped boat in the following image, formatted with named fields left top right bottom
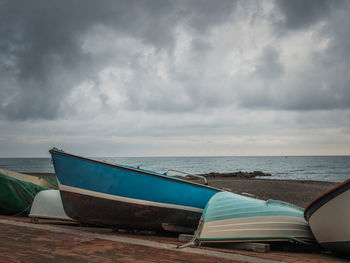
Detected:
left=194, top=191, right=314, bottom=244
left=49, top=148, right=220, bottom=232
left=304, top=179, right=350, bottom=254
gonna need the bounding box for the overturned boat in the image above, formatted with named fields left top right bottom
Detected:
left=29, top=190, right=75, bottom=222
left=189, top=192, right=314, bottom=245
left=304, top=179, right=350, bottom=254
left=49, top=148, right=220, bottom=232
left=0, top=169, right=57, bottom=215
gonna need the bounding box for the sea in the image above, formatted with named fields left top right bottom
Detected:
left=0, top=156, right=349, bottom=183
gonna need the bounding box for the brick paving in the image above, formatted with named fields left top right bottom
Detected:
left=0, top=223, right=241, bottom=263
left=0, top=215, right=349, bottom=263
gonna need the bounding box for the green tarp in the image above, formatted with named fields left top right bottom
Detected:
left=0, top=172, right=49, bottom=215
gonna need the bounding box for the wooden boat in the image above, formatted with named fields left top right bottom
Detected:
left=191, top=192, right=314, bottom=244
left=29, top=190, right=75, bottom=222
left=0, top=169, right=56, bottom=215
left=304, top=179, right=350, bottom=254
left=49, top=148, right=220, bottom=232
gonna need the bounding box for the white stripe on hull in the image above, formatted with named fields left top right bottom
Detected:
left=309, top=189, right=350, bottom=243
left=58, top=183, right=204, bottom=213
left=199, top=216, right=313, bottom=241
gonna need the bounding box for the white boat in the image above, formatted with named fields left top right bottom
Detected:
left=29, top=190, right=75, bottom=222
left=304, top=179, right=350, bottom=254
left=191, top=192, right=314, bottom=245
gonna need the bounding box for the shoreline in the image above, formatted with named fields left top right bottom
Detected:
left=24, top=172, right=337, bottom=208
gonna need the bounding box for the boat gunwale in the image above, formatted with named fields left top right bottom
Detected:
left=49, top=149, right=222, bottom=192
left=304, top=178, right=350, bottom=221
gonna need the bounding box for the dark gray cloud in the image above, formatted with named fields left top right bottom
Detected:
left=1, top=0, right=350, bottom=157
left=0, top=0, right=237, bottom=120
left=1, top=0, right=350, bottom=123
left=236, top=0, right=350, bottom=111
left=253, top=46, right=284, bottom=79
left=273, top=0, right=339, bottom=31
left=180, top=1, right=237, bottom=32
left=291, top=1, right=350, bottom=110
left=0, top=0, right=92, bottom=120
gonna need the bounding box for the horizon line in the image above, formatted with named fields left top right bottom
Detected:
left=1, top=154, right=350, bottom=158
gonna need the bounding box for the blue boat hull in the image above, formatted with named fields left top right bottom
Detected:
left=49, top=149, right=219, bottom=232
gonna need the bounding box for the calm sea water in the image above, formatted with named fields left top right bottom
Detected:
left=0, top=156, right=349, bottom=183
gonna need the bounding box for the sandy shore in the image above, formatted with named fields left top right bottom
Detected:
left=27, top=172, right=337, bottom=208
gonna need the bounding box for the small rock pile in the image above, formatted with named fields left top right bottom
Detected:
left=174, top=170, right=272, bottom=180
left=199, top=171, right=272, bottom=178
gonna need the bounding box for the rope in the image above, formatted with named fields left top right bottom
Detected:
left=177, top=219, right=204, bottom=249
left=11, top=203, right=32, bottom=217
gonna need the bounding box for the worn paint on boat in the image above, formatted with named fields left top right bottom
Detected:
left=29, top=190, right=75, bottom=222
left=49, top=148, right=220, bottom=232
left=195, top=192, right=314, bottom=244
left=304, top=178, right=350, bottom=254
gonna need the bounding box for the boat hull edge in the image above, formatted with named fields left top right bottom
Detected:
left=198, top=216, right=314, bottom=244
left=60, top=190, right=202, bottom=232
left=306, top=186, right=350, bottom=254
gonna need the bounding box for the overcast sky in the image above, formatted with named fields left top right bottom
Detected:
left=1, top=0, right=350, bottom=157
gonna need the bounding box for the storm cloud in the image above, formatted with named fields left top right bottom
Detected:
left=0, top=0, right=350, bottom=156
left=272, top=0, right=336, bottom=31
left=0, top=0, right=237, bottom=120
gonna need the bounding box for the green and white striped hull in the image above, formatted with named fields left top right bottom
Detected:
left=197, top=192, right=314, bottom=244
